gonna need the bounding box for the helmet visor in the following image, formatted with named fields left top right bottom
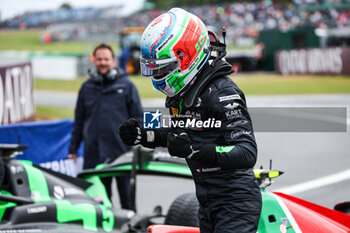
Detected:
left=140, top=57, right=178, bottom=79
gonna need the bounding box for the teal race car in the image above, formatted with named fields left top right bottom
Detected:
left=1, top=144, right=350, bottom=233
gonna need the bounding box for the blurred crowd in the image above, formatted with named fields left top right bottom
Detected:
left=1, top=7, right=104, bottom=29
left=127, top=2, right=350, bottom=45
left=1, top=2, right=349, bottom=44
left=190, top=3, right=349, bottom=38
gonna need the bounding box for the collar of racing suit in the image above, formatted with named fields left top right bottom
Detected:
left=165, top=59, right=233, bottom=109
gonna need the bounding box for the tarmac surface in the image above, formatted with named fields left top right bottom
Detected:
left=35, top=91, right=350, bottom=214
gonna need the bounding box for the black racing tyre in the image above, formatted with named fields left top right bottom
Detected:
left=165, top=192, right=199, bottom=227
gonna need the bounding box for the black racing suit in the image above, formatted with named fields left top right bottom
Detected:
left=143, top=62, right=262, bottom=232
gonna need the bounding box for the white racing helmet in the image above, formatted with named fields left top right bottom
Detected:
left=140, top=8, right=210, bottom=97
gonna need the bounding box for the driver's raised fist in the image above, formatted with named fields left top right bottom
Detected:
left=119, top=118, right=146, bottom=146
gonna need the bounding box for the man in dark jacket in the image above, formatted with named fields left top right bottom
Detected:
left=119, top=8, right=262, bottom=233
left=68, top=43, right=143, bottom=209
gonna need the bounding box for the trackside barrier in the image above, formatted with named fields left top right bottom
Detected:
left=276, top=47, right=350, bottom=75
left=0, top=62, right=35, bottom=125
left=0, top=119, right=83, bottom=176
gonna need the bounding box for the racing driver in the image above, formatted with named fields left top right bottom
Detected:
left=119, top=8, right=262, bottom=233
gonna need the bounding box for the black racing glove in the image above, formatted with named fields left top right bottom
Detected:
left=119, top=118, right=146, bottom=146
left=167, top=131, right=216, bottom=164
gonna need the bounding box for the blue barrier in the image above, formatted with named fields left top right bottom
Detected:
left=0, top=119, right=83, bottom=176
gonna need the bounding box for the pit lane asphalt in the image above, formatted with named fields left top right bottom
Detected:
left=34, top=90, right=350, bottom=213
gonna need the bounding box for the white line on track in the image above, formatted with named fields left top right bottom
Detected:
left=274, top=169, right=350, bottom=195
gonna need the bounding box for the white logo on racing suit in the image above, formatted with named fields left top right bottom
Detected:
left=196, top=167, right=222, bottom=173
left=231, top=131, right=251, bottom=139
left=225, top=109, right=242, bottom=120
left=224, top=102, right=239, bottom=110
left=219, top=94, right=241, bottom=102
left=226, top=120, right=249, bottom=128
left=185, top=111, right=201, bottom=119
left=194, top=97, right=202, bottom=107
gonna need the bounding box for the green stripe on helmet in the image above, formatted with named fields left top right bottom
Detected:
left=167, top=48, right=207, bottom=92
left=157, top=11, right=190, bottom=59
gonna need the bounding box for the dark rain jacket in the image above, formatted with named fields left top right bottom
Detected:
left=69, top=69, right=143, bottom=169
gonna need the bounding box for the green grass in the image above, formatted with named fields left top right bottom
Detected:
left=36, top=105, right=74, bottom=120
left=0, top=30, right=120, bottom=54
left=129, top=75, right=165, bottom=98
left=232, top=73, right=350, bottom=95
left=34, top=75, right=165, bottom=98
left=34, top=73, right=350, bottom=98
left=227, top=44, right=254, bottom=51
left=34, top=77, right=87, bottom=92
left=0, top=29, right=252, bottom=54
left=34, top=73, right=350, bottom=119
